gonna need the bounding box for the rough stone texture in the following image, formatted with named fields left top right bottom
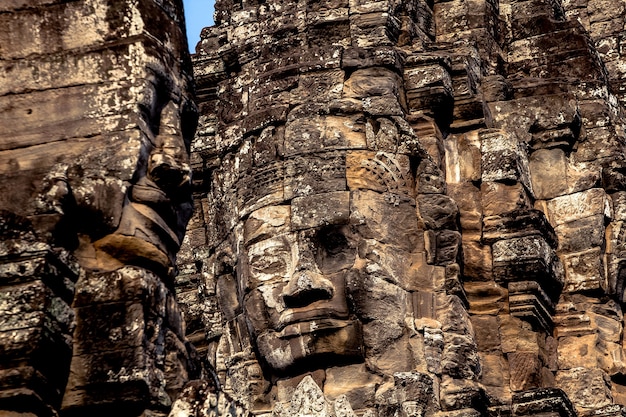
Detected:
left=5, top=0, right=626, bottom=416
left=0, top=0, right=197, bottom=415
left=186, top=0, right=626, bottom=415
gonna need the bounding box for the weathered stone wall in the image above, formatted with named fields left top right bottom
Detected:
left=3, top=0, right=626, bottom=416
left=0, top=0, right=197, bottom=415
left=184, top=0, right=626, bottom=415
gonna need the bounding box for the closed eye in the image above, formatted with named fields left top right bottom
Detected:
left=249, top=256, right=289, bottom=278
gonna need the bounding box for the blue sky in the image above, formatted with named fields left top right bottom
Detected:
left=183, top=0, right=215, bottom=53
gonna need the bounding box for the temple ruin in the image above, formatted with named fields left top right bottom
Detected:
left=3, top=0, right=626, bottom=416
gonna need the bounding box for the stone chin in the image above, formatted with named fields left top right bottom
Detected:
left=93, top=233, right=175, bottom=279
left=254, top=319, right=363, bottom=374
left=91, top=201, right=184, bottom=280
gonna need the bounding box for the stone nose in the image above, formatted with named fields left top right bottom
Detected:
left=281, top=270, right=334, bottom=309
left=148, top=135, right=192, bottom=194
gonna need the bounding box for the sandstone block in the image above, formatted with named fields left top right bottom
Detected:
left=365, top=118, right=397, bottom=152
left=439, top=377, right=485, bottom=412
left=471, top=316, right=501, bottom=352
left=424, top=327, right=443, bottom=375
left=274, top=375, right=334, bottom=417
left=72, top=302, right=146, bottom=356
left=349, top=13, right=400, bottom=47
left=480, top=129, right=532, bottom=189
left=349, top=190, right=420, bottom=252
left=435, top=230, right=462, bottom=265
left=499, top=315, right=542, bottom=355
left=284, top=152, right=347, bottom=199
left=492, top=236, right=560, bottom=290
left=562, top=248, right=605, bottom=293
left=557, top=333, right=600, bottom=370
left=574, top=126, right=624, bottom=163
left=478, top=353, right=510, bottom=400
left=341, top=46, right=403, bottom=71
left=324, top=363, right=381, bottom=410
left=417, top=194, right=458, bottom=230
left=463, top=281, right=508, bottom=316
left=236, top=162, right=284, bottom=217
left=508, top=351, right=542, bottom=392
left=555, top=215, right=605, bottom=253
left=404, top=64, right=452, bottom=92
left=512, top=388, right=576, bottom=417
left=443, top=132, right=482, bottom=185
left=441, top=334, right=480, bottom=379
left=508, top=280, right=556, bottom=333
left=447, top=183, right=482, bottom=231
left=433, top=0, right=469, bottom=38
left=416, top=159, right=446, bottom=195
left=347, top=152, right=415, bottom=197
left=63, top=347, right=157, bottom=410
left=244, top=205, right=291, bottom=245
left=539, top=188, right=612, bottom=226
left=529, top=148, right=569, bottom=200
left=291, top=191, right=350, bottom=230
left=555, top=368, right=613, bottom=411
left=343, top=67, right=402, bottom=99
left=482, top=209, right=557, bottom=247
left=610, top=192, right=626, bottom=221
left=481, top=182, right=532, bottom=217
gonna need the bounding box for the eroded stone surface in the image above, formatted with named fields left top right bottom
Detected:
left=5, top=0, right=626, bottom=415
left=0, top=0, right=197, bottom=415
left=185, top=0, right=626, bottom=415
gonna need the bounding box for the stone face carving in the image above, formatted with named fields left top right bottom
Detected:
left=241, top=218, right=363, bottom=373
left=6, top=0, right=626, bottom=416
left=93, top=97, right=195, bottom=278
left=236, top=188, right=437, bottom=376
left=0, top=0, right=197, bottom=415
left=205, top=148, right=450, bottom=413
left=189, top=0, right=474, bottom=411
left=182, top=0, right=626, bottom=415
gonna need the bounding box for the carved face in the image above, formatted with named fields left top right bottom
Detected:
left=238, top=191, right=422, bottom=374
left=0, top=66, right=196, bottom=280
left=242, top=226, right=363, bottom=372
left=24, top=71, right=197, bottom=278
left=93, top=94, right=196, bottom=277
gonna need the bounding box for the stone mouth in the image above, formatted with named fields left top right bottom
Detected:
left=257, top=320, right=364, bottom=373
left=276, top=318, right=354, bottom=338
left=276, top=303, right=350, bottom=332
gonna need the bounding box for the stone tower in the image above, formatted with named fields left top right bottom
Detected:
left=0, top=0, right=197, bottom=415
left=3, top=0, right=626, bottom=416
left=186, top=0, right=626, bottom=415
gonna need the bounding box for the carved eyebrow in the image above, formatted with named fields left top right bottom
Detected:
left=248, top=241, right=290, bottom=254
left=252, top=245, right=291, bottom=258
left=247, top=234, right=293, bottom=252
left=249, top=254, right=287, bottom=267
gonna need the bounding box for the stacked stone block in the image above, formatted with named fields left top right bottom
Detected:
left=0, top=214, right=78, bottom=416
left=0, top=0, right=196, bottom=415
left=188, top=0, right=626, bottom=415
